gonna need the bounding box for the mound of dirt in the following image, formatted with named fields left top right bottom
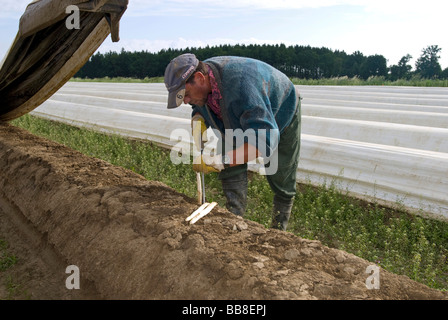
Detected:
left=0, top=122, right=446, bottom=300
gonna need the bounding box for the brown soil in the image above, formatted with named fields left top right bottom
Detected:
left=0, top=122, right=446, bottom=300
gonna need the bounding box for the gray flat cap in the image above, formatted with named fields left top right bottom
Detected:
left=164, top=53, right=199, bottom=109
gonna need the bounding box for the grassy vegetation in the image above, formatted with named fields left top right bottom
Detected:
left=71, top=76, right=165, bottom=84
left=10, top=114, right=448, bottom=291
left=0, top=239, right=23, bottom=300
left=291, top=76, right=448, bottom=87
left=71, top=76, right=448, bottom=87
left=0, top=239, right=17, bottom=272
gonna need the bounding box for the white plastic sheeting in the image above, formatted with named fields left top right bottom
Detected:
left=31, top=82, right=448, bottom=220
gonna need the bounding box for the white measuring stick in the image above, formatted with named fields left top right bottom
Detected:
left=186, top=203, right=209, bottom=222
left=190, top=202, right=217, bottom=224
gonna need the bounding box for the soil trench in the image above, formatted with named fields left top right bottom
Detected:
left=0, top=122, right=446, bottom=300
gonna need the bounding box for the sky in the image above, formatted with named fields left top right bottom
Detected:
left=1, top=0, right=448, bottom=70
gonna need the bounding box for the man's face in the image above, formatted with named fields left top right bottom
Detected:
left=183, top=72, right=210, bottom=106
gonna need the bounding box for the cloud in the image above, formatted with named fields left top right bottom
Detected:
left=3, top=0, right=445, bottom=18
left=0, top=0, right=30, bottom=18
left=125, top=0, right=355, bottom=17
left=126, top=0, right=447, bottom=18
left=4, top=0, right=443, bottom=19
left=129, top=0, right=354, bottom=12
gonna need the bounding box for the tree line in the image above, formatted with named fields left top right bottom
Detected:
left=75, top=44, right=448, bottom=81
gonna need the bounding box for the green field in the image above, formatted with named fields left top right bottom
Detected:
left=71, top=76, right=448, bottom=87
left=10, top=114, right=448, bottom=291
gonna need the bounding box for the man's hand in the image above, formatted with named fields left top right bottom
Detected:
left=193, top=154, right=223, bottom=174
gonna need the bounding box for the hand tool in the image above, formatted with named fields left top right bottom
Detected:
left=188, top=137, right=217, bottom=224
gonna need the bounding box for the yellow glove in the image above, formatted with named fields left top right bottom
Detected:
left=191, top=114, right=207, bottom=152
left=191, top=114, right=226, bottom=174
left=193, top=155, right=221, bottom=174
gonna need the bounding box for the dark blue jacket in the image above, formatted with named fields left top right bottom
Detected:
left=191, top=56, right=299, bottom=158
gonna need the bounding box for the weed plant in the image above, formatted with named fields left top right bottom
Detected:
left=0, top=239, right=17, bottom=272
left=10, top=114, right=448, bottom=291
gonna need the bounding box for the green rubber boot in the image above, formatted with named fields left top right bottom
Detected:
left=271, top=195, right=294, bottom=231
left=221, top=171, right=248, bottom=217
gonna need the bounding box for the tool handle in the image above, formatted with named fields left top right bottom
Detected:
left=196, top=172, right=203, bottom=205
left=201, top=172, right=206, bottom=204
